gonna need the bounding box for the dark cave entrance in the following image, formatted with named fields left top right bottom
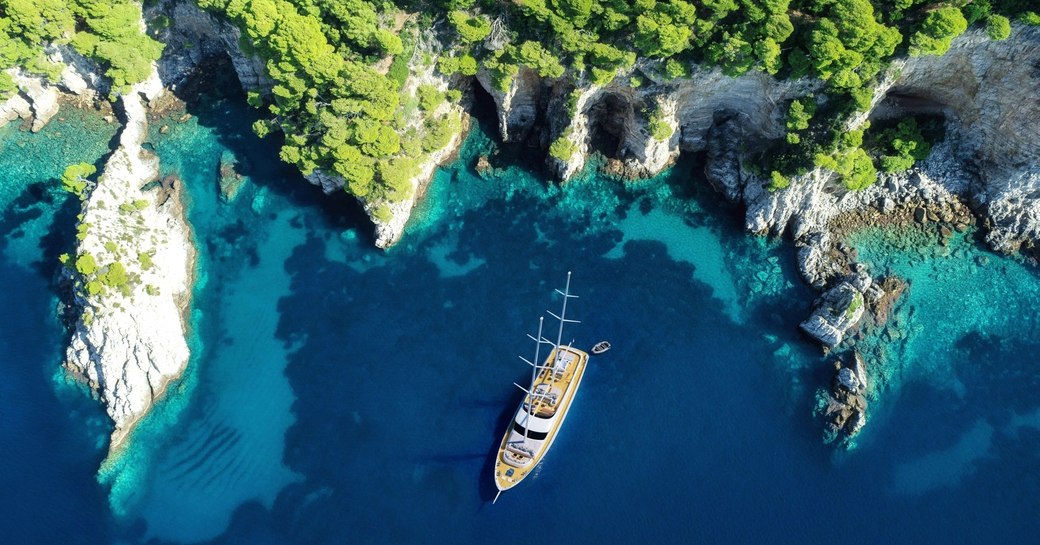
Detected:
left=869, top=88, right=952, bottom=125
left=468, top=77, right=498, bottom=130
left=587, top=93, right=631, bottom=158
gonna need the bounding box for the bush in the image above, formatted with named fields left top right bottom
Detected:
left=75, top=253, right=98, bottom=275
left=422, top=114, right=461, bottom=152
left=416, top=84, right=444, bottom=112
left=549, top=132, right=577, bottom=162
left=514, top=41, right=565, bottom=78
left=869, top=118, right=933, bottom=173
left=986, top=15, right=1011, bottom=40
left=768, top=171, right=791, bottom=191
left=449, top=11, right=491, bottom=43
left=61, top=163, right=97, bottom=198
left=663, top=58, right=688, bottom=79
left=647, top=107, right=672, bottom=142
left=99, top=261, right=129, bottom=289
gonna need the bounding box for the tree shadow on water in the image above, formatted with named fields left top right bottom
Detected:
left=165, top=54, right=375, bottom=244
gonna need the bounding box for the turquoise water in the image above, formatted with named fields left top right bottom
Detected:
left=0, top=108, right=117, bottom=543
left=1, top=76, right=1039, bottom=543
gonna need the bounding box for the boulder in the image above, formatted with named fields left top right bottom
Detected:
left=800, top=275, right=870, bottom=349
left=816, top=352, right=869, bottom=445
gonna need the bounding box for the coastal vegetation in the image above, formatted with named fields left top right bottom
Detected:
left=61, top=163, right=97, bottom=199
left=191, top=0, right=1032, bottom=198
left=0, top=0, right=162, bottom=97
left=196, top=0, right=463, bottom=208
left=4, top=0, right=1037, bottom=205
left=864, top=117, right=938, bottom=173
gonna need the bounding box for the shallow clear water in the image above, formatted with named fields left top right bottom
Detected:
left=1, top=78, right=1038, bottom=544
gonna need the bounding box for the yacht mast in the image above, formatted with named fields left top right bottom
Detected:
left=522, top=317, right=544, bottom=442
left=548, top=271, right=579, bottom=367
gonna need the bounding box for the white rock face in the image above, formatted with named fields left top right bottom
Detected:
left=0, top=71, right=63, bottom=132
left=800, top=276, right=869, bottom=349
left=732, top=26, right=1040, bottom=248
left=476, top=26, right=1040, bottom=260
left=64, top=69, right=194, bottom=452
left=0, top=78, right=32, bottom=126
left=46, top=44, right=105, bottom=98
left=477, top=67, right=542, bottom=143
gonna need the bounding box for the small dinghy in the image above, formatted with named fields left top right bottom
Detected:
left=591, top=341, right=611, bottom=355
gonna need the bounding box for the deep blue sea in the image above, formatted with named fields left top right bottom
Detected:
left=2, top=76, right=1039, bottom=544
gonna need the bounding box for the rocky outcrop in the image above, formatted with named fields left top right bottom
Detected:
left=800, top=268, right=872, bottom=349
left=151, top=0, right=271, bottom=92
left=64, top=68, right=195, bottom=454
left=518, top=65, right=815, bottom=182
left=724, top=26, right=1040, bottom=254
left=218, top=149, right=247, bottom=202
left=476, top=67, right=542, bottom=143
left=473, top=26, right=1040, bottom=268
left=46, top=44, right=105, bottom=99
left=0, top=70, right=62, bottom=131
left=816, top=352, right=869, bottom=445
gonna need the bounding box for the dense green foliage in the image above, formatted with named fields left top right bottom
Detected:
left=909, top=7, right=968, bottom=56
left=61, top=162, right=97, bottom=198
left=0, top=0, right=163, bottom=97
left=198, top=0, right=464, bottom=206
left=865, top=117, right=937, bottom=173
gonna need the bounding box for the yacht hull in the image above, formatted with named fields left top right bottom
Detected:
left=493, top=346, right=589, bottom=491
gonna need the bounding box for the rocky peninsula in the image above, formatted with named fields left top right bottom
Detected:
left=62, top=66, right=195, bottom=454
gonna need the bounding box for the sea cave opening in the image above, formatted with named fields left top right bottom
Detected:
left=587, top=92, right=632, bottom=159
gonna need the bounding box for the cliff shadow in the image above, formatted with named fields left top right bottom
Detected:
left=160, top=54, right=375, bottom=244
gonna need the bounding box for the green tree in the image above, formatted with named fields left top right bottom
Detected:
left=515, top=41, right=565, bottom=78
left=449, top=10, right=491, bottom=43
left=986, top=15, right=1011, bottom=40
left=909, top=7, right=968, bottom=56
left=61, top=163, right=97, bottom=198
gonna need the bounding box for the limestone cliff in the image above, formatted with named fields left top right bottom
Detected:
left=473, top=27, right=1040, bottom=271
left=153, top=0, right=271, bottom=92
left=64, top=69, right=195, bottom=454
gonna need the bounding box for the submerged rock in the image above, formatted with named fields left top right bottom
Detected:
left=218, top=149, right=247, bottom=202
left=816, top=352, right=869, bottom=446
left=475, top=154, right=493, bottom=178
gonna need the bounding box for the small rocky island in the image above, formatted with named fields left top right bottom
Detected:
left=816, top=352, right=870, bottom=446
left=60, top=68, right=196, bottom=453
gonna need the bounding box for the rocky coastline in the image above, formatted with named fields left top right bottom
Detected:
left=459, top=25, right=1039, bottom=445
left=6, top=1, right=1038, bottom=454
